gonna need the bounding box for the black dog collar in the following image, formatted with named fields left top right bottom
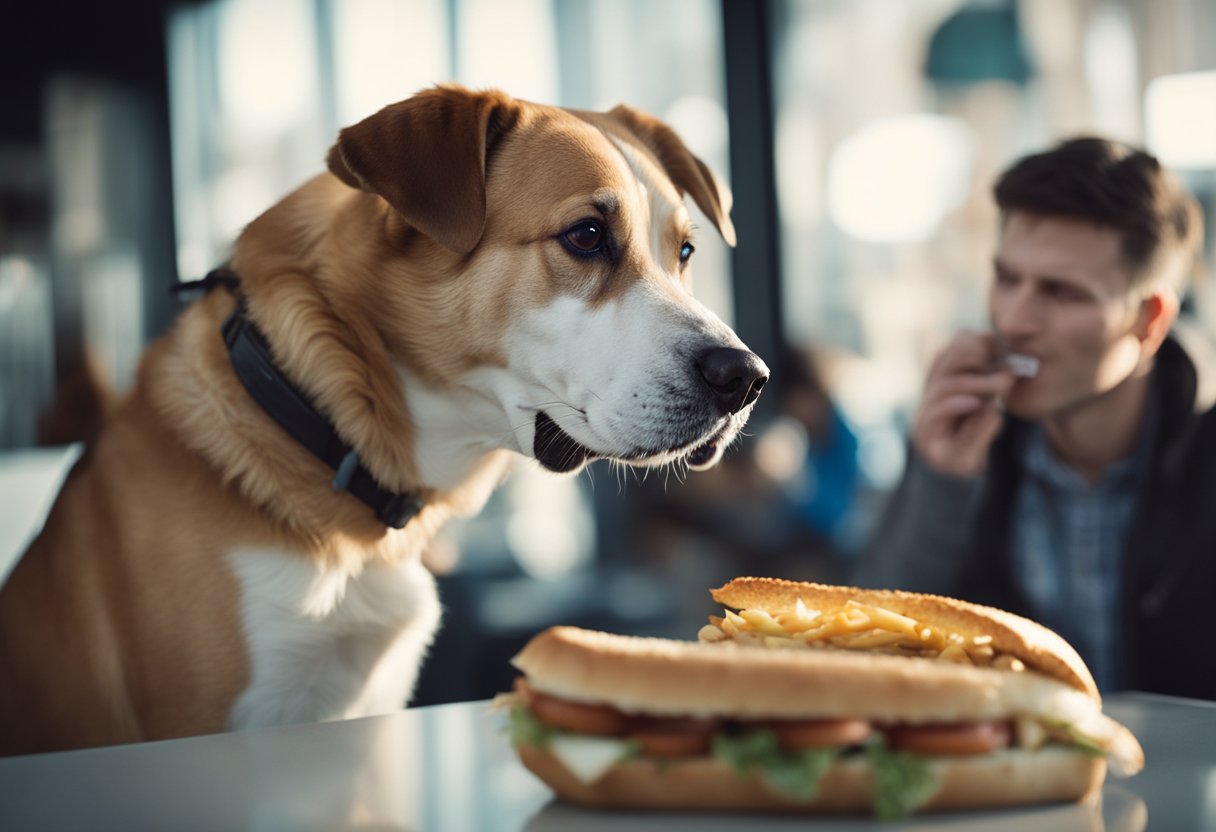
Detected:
left=183, top=270, right=421, bottom=529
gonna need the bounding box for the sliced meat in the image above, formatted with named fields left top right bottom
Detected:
left=887, top=720, right=1013, bottom=756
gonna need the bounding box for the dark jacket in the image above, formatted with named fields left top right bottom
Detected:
left=859, top=332, right=1216, bottom=699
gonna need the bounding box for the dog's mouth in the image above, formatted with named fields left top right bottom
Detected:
left=533, top=411, right=597, bottom=473
left=532, top=411, right=732, bottom=474
left=683, top=422, right=731, bottom=470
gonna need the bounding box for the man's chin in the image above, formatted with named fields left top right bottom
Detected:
left=1002, top=387, right=1055, bottom=421
left=1003, top=400, right=1035, bottom=420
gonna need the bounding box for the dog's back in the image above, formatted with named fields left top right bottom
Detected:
left=0, top=364, right=252, bottom=754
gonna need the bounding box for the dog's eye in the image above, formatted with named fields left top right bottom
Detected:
left=563, top=221, right=604, bottom=254
left=679, top=242, right=695, bottom=264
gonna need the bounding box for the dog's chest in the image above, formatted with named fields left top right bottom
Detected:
left=225, top=548, right=440, bottom=730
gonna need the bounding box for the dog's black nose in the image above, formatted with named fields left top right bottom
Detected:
left=697, top=347, right=769, bottom=415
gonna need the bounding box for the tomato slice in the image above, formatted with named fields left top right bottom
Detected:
left=887, top=721, right=1013, bottom=756
left=626, top=716, right=722, bottom=758
left=629, top=730, right=714, bottom=757
left=523, top=686, right=627, bottom=736
left=770, top=718, right=873, bottom=750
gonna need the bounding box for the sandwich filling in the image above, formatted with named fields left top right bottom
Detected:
left=699, top=597, right=1026, bottom=671
left=505, top=678, right=1104, bottom=819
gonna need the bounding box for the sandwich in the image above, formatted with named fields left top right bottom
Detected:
left=502, top=577, right=1143, bottom=818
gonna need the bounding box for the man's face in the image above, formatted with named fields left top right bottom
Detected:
left=990, top=211, right=1147, bottom=420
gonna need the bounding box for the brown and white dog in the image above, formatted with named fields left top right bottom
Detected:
left=0, top=85, right=767, bottom=755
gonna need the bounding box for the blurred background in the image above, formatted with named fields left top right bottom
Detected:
left=1, top=0, right=1214, bottom=706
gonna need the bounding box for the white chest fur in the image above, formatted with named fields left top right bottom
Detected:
left=226, top=549, right=441, bottom=731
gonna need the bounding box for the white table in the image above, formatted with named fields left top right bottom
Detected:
left=0, top=693, right=1209, bottom=831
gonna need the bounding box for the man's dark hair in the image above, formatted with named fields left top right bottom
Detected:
left=994, top=137, right=1204, bottom=293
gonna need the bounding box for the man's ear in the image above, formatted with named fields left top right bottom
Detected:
left=604, top=105, right=737, bottom=247
left=1137, top=289, right=1179, bottom=353
left=326, top=85, right=520, bottom=255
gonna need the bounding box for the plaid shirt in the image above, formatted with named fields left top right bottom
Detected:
left=1010, top=411, right=1155, bottom=690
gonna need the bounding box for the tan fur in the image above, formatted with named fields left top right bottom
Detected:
left=0, top=85, right=744, bottom=755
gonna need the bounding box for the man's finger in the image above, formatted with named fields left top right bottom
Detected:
left=927, top=331, right=1000, bottom=379
left=924, top=371, right=1016, bottom=403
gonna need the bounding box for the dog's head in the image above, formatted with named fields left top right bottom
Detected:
left=325, top=85, right=767, bottom=477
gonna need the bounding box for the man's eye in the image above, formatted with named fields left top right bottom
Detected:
left=679, top=241, right=695, bottom=264
left=562, top=221, right=604, bottom=254
left=1047, top=285, right=1086, bottom=301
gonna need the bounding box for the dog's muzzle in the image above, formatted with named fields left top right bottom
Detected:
left=531, top=347, right=768, bottom=474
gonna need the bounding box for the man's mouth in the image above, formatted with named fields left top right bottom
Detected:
left=1006, top=352, right=1041, bottom=379
left=532, top=411, right=729, bottom=473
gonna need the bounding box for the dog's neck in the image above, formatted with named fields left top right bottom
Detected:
left=151, top=289, right=513, bottom=556
left=395, top=364, right=521, bottom=495
left=220, top=294, right=423, bottom=529
left=161, top=177, right=514, bottom=546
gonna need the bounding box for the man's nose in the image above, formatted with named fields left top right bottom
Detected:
left=993, top=286, right=1041, bottom=338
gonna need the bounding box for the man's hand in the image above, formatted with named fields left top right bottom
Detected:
left=913, top=332, right=1015, bottom=478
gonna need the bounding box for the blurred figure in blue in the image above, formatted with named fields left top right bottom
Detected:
left=772, top=345, right=863, bottom=557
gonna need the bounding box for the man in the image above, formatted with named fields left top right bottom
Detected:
left=858, top=137, right=1213, bottom=698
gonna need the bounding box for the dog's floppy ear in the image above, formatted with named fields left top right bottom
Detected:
left=606, top=105, right=737, bottom=247
left=326, top=86, right=520, bottom=255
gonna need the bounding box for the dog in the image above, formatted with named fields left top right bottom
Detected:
left=0, top=85, right=768, bottom=755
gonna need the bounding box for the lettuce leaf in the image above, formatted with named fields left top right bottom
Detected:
left=762, top=747, right=839, bottom=799
left=712, top=730, right=839, bottom=801
left=867, top=743, right=939, bottom=820
left=1042, top=719, right=1108, bottom=758
left=713, top=729, right=781, bottom=775
left=506, top=706, right=555, bottom=749
left=1060, top=726, right=1107, bottom=757
left=511, top=707, right=942, bottom=818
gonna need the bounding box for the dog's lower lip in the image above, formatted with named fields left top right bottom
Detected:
left=533, top=411, right=597, bottom=472
left=534, top=410, right=730, bottom=470
left=685, top=439, right=719, bottom=467
left=684, top=422, right=728, bottom=466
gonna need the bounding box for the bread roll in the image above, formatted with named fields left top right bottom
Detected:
left=517, top=744, right=1106, bottom=813
left=711, top=577, right=1097, bottom=698
left=505, top=579, right=1143, bottom=816
left=513, top=627, right=1117, bottom=732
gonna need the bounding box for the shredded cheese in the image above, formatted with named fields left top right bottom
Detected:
left=701, top=597, right=1025, bottom=670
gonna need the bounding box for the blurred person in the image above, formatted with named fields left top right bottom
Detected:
left=857, top=137, right=1213, bottom=698
left=772, top=345, right=863, bottom=555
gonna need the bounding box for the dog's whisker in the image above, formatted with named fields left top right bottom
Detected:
left=523, top=400, right=588, bottom=419
left=528, top=409, right=589, bottom=430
